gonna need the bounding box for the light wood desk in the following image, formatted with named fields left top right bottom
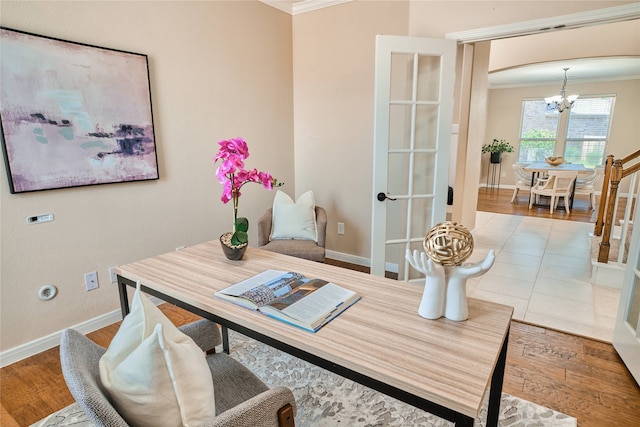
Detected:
left=116, top=241, right=513, bottom=427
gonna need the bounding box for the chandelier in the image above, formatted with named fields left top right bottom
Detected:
left=545, top=68, right=579, bottom=113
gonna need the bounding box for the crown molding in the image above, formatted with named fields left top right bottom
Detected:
left=446, top=3, right=640, bottom=43
left=260, top=1, right=294, bottom=14
left=292, top=0, right=352, bottom=15
left=261, top=0, right=352, bottom=16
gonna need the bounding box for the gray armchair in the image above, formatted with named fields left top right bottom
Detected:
left=60, top=320, right=296, bottom=427
left=257, top=206, right=327, bottom=262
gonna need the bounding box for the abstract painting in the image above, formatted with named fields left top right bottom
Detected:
left=0, top=27, right=158, bottom=193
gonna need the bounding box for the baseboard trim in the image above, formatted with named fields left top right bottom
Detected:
left=478, top=183, right=618, bottom=198
left=325, top=250, right=399, bottom=273
left=325, top=250, right=370, bottom=267
left=0, top=309, right=121, bottom=368
left=0, top=296, right=164, bottom=368
left=591, top=259, right=625, bottom=289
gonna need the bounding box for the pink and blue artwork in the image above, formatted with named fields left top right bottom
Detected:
left=0, top=27, right=158, bottom=193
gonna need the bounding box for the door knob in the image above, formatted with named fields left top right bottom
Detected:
left=377, top=192, right=397, bottom=202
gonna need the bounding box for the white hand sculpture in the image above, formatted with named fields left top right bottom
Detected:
left=406, top=249, right=496, bottom=321
left=405, top=249, right=446, bottom=319
left=444, top=250, right=496, bottom=321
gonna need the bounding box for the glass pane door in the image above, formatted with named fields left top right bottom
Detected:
left=371, top=36, right=456, bottom=280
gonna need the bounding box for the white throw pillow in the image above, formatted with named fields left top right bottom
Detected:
left=99, top=283, right=215, bottom=426
left=270, top=190, right=318, bottom=242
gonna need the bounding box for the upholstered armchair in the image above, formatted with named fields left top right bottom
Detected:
left=60, top=320, right=296, bottom=427
left=257, top=206, right=327, bottom=262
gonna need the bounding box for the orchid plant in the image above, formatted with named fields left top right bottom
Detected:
left=213, top=137, right=281, bottom=247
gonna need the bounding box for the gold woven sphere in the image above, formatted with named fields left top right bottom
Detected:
left=423, top=221, right=474, bottom=266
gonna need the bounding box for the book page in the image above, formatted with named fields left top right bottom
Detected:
left=273, top=281, right=356, bottom=324
left=241, top=272, right=305, bottom=306
left=219, top=270, right=288, bottom=296
left=217, top=270, right=359, bottom=331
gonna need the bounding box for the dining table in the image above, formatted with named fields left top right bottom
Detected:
left=523, top=162, right=587, bottom=210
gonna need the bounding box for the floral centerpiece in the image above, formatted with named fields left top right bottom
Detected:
left=213, top=137, right=282, bottom=253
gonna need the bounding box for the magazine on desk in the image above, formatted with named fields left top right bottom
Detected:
left=214, top=270, right=361, bottom=332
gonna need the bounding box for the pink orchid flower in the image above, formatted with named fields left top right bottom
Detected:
left=213, top=137, right=282, bottom=246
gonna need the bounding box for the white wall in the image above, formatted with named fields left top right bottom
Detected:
left=2, top=0, right=638, bottom=357
left=408, top=0, right=634, bottom=38
left=292, top=0, right=410, bottom=258
left=485, top=79, right=640, bottom=192
left=484, top=18, right=640, bottom=190
left=292, top=0, right=636, bottom=259
left=0, top=1, right=294, bottom=352
left=490, top=19, right=640, bottom=71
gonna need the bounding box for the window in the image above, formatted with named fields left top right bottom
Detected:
left=563, top=97, right=614, bottom=168
left=517, top=100, right=558, bottom=163
left=517, top=95, right=615, bottom=167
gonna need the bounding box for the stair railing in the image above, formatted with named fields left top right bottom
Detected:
left=594, top=149, right=640, bottom=264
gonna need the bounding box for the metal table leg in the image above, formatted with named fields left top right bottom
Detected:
left=486, top=325, right=509, bottom=427
left=222, top=326, right=230, bottom=354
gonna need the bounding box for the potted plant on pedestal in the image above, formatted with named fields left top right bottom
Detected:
left=481, top=139, right=514, bottom=164
left=213, top=137, right=282, bottom=260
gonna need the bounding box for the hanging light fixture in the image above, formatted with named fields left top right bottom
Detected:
left=545, top=68, right=579, bottom=113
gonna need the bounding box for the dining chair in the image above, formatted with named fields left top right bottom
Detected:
left=529, top=170, right=579, bottom=214
left=574, top=167, right=603, bottom=209
left=510, top=163, right=533, bottom=203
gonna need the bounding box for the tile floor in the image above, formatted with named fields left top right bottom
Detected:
left=467, top=211, right=621, bottom=342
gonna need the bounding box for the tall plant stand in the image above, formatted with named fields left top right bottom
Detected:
left=486, top=152, right=502, bottom=192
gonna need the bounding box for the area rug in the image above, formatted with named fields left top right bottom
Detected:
left=33, top=330, right=576, bottom=427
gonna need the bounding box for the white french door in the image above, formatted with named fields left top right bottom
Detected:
left=370, top=35, right=456, bottom=279
left=613, top=178, right=640, bottom=385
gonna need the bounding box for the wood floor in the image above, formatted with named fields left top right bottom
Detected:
left=477, top=186, right=629, bottom=224
left=2, top=300, right=639, bottom=426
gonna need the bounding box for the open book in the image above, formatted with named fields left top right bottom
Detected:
left=214, top=270, right=360, bottom=332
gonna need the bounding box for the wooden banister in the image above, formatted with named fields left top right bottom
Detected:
left=596, top=150, right=640, bottom=263
left=594, top=155, right=614, bottom=236
left=622, top=161, right=640, bottom=179
left=621, top=148, right=640, bottom=164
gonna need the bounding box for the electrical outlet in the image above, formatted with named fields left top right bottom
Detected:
left=84, top=271, right=99, bottom=291
left=109, top=267, right=117, bottom=283
left=501, top=172, right=507, bottom=178
left=337, top=222, right=345, bottom=235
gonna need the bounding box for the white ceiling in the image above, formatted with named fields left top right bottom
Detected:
left=488, top=56, right=640, bottom=89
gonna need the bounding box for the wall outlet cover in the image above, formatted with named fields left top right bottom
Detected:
left=84, top=271, right=99, bottom=291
